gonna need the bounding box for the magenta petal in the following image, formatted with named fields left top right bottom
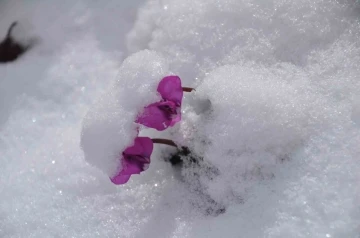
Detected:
left=110, top=137, right=153, bottom=185
left=110, top=173, right=131, bottom=184
left=157, top=76, right=183, bottom=104
left=110, top=158, right=142, bottom=184
left=121, top=159, right=144, bottom=175
left=136, top=103, right=172, bottom=131
left=138, top=137, right=154, bottom=158
left=168, top=107, right=181, bottom=127
left=110, top=157, right=146, bottom=184
left=124, top=137, right=154, bottom=158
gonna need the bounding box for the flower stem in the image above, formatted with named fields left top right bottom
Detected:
left=152, top=138, right=177, bottom=147
left=182, top=87, right=195, bottom=92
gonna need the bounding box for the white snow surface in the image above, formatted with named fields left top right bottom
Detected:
left=0, top=0, right=360, bottom=237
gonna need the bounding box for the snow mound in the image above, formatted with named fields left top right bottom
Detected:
left=181, top=64, right=327, bottom=205
left=81, top=50, right=169, bottom=177
left=128, top=0, right=360, bottom=81
left=1, top=0, right=360, bottom=237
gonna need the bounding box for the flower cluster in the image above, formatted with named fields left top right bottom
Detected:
left=136, top=76, right=183, bottom=131
left=111, top=76, right=193, bottom=184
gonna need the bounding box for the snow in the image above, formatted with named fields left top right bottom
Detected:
left=0, top=0, right=360, bottom=237
left=188, top=64, right=326, bottom=205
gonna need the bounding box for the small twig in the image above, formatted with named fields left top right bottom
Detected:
left=152, top=138, right=177, bottom=147
left=182, top=87, right=195, bottom=92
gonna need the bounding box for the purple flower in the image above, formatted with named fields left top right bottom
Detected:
left=110, top=137, right=153, bottom=185
left=136, top=76, right=183, bottom=131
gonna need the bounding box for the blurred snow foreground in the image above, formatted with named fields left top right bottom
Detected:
left=1, top=0, right=360, bottom=237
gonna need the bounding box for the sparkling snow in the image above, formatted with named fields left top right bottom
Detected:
left=0, top=0, right=359, bottom=237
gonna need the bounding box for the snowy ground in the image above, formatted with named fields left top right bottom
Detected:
left=1, top=0, right=360, bottom=237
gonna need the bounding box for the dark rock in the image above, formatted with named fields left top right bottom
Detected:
left=0, top=22, right=34, bottom=63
